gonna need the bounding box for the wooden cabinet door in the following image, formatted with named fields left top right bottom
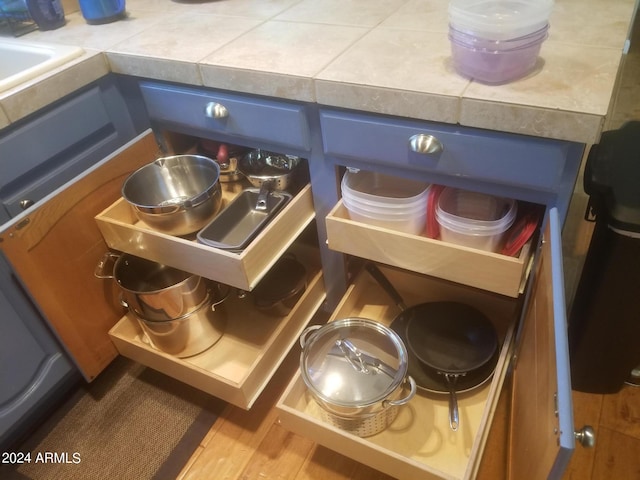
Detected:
left=0, top=131, right=160, bottom=381
left=509, top=208, right=575, bottom=478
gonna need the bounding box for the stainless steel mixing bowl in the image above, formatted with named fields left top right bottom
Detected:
left=121, top=154, right=222, bottom=236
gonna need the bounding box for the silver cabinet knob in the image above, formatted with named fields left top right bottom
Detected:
left=204, top=102, right=229, bottom=119
left=19, top=199, right=34, bottom=210
left=409, top=134, right=444, bottom=155
left=574, top=426, right=596, bottom=448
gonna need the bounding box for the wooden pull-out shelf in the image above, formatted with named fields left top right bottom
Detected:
left=96, top=182, right=315, bottom=291
left=325, top=200, right=532, bottom=298
left=277, top=265, right=519, bottom=480
left=109, top=244, right=325, bottom=410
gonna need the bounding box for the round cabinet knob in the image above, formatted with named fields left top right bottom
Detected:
left=574, top=425, right=596, bottom=448
left=409, top=134, right=444, bottom=155
left=19, top=199, right=34, bottom=210
left=204, top=102, right=229, bottom=119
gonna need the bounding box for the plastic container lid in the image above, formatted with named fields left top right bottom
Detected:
left=449, top=23, right=549, bottom=51
left=342, top=170, right=430, bottom=206
left=436, top=187, right=517, bottom=232
left=449, top=0, right=554, bottom=40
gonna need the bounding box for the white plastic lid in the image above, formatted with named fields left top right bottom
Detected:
left=436, top=187, right=517, bottom=232
left=449, top=0, right=554, bottom=40
left=342, top=170, right=430, bottom=205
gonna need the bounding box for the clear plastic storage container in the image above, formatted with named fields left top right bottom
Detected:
left=341, top=170, right=430, bottom=235
left=436, top=187, right=517, bottom=252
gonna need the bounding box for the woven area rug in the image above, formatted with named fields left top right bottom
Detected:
left=1, top=357, right=225, bottom=480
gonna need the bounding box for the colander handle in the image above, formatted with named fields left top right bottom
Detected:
left=299, top=324, right=322, bottom=349
left=383, top=376, right=417, bottom=407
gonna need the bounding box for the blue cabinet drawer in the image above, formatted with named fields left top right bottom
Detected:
left=140, top=82, right=311, bottom=151
left=320, top=109, right=572, bottom=192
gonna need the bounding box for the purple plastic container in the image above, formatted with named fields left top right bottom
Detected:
left=449, top=25, right=548, bottom=84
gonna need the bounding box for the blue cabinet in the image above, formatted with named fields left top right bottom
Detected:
left=0, top=76, right=141, bottom=221
left=0, top=252, right=77, bottom=449
left=279, top=105, right=586, bottom=479
left=0, top=77, right=588, bottom=476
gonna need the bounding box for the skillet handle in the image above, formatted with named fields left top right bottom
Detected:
left=365, top=262, right=408, bottom=311
left=444, top=373, right=460, bottom=432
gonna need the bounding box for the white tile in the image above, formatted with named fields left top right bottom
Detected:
left=200, top=21, right=368, bottom=77
left=275, top=0, right=408, bottom=27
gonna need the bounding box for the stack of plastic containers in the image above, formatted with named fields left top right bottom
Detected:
left=448, top=0, right=554, bottom=83
left=341, top=170, right=430, bottom=235
left=435, top=187, right=517, bottom=252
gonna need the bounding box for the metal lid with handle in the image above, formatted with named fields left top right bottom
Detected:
left=299, top=318, right=410, bottom=409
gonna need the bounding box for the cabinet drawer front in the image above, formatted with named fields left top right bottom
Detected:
left=140, top=82, right=311, bottom=150
left=325, top=201, right=531, bottom=298
left=320, top=109, right=569, bottom=191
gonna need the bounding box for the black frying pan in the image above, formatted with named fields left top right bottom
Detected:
left=365, top=263, right=499, bottom=431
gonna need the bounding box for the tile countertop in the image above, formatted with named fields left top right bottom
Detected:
left=0, top=0, right=637, bottom=144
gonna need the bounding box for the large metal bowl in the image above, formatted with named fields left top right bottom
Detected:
left=122, top=154, right=222, bottom=236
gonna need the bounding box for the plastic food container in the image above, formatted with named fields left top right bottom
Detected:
left=436, top=187, right=517, bottom=252
left=341, top=170, right=430, bottom=235
left=343, top=196, right=428, bottom=235
left=449, top=24, right=548, bottom=84
left=447, top=0, right=553, bottom=83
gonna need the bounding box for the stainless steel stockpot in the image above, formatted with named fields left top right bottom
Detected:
left=135, top=286, right=229, bottom=358
left=121, top=154, right=222, bottom=236
left=95, top=252, right=209, bottom=322
left=299, top=318, right=416, bottom=437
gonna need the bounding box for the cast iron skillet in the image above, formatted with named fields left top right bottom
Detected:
left=365, top=263, right=499, bottom=431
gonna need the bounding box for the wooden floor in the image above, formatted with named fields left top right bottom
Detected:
left=564, top=386, right=640, bottom=480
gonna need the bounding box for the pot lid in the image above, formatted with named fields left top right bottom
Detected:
left=300, top=318, right=408, bottom=407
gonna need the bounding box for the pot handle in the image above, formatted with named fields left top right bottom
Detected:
left=299, top=324, right=322, bottom=349
left=210, top=284, right=231, bottom=310
left=94, top=252, right=119, bottom=279
left=383, top=376, right=417, bottom=407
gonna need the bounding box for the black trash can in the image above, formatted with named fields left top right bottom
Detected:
left=568, top=120, right=640, bottom=394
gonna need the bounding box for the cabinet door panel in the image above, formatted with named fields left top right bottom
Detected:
left=509, top=208, right=574, bottom=478
left=0, top=131, right=160, bottom=381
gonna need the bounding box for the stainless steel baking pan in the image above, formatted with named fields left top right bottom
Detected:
left=196, top=188, right=292, bottom=251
